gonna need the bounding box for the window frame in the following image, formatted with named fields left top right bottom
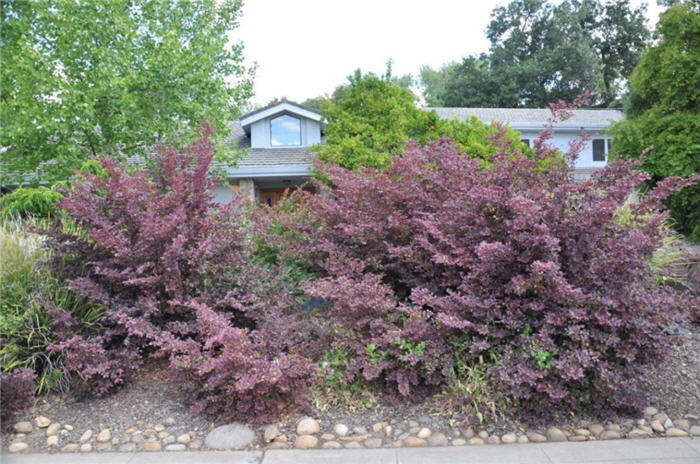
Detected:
left=269, top=113, right=302, bottom=147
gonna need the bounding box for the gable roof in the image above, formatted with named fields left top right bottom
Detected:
left=428, top=107, right=624, bottom=130
left=239, top=100, right=322, bottom=129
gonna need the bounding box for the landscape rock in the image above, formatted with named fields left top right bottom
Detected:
left=600, top=430, right=621, bottom=440
left=297, top=417, right=321, bottom=435
left=165, top=417, right=176, bottom=426
left=606, top=424, right=621, bottom=432
left=162, top=435, right=176, bottom=445
left=334, top=424, right=349, bottom=436
left=404, top=436, right=428, bottom=447
left=96, top=442, right=112, bottom=451
left=14, top=422, right=32, bottom=434
left=627, top=428, right=650, bottom=439
left=665, top=428, right=688, bottom=437
left=517, top=435, right=529, bottom=444
left=452, top=438, right=467, bottom=446
left=468, top=437, right=484, bottom=445
left=643, top=406, right=658, bottom=416
left=154, top=424, right=165, bottom=432
left=268, top=442, right=288, bottom=449
left=321, top=441, right=342, bottom=449
left=417, top=427, right=431, bottom=439
left=177, top=433, right=192, bottom=444
left=664, top=418, right=674, bottom=429
left=9, top=442, right=29, bottom=453
left=295, top=435, right=319, bottom=449
left=568, top=435, right=588, bottom=441
left=546, top=427, right=567, bottom=442
left=527, top=432, right=547, bottom=443
left=501, top=433, right=517, bottom=444
left=689, top=425, right=700, bottom=436
left=204, top=423, right=255, bottom=450
left=119, top=443, right=137, bottom=452
left=64, top=424, right=73, bottom=431
left=675, top=419, right=690, bottom=431
left=80, top=430, right=93, bottom=443
left=157, top=431, right=170, bottom=439
left=428, top=432, right=449, bottom=446
left=139, top=441, right=162, bottom=451
left=589, top=424, right=604, bottom=437
left=35, top=416, right=51, bottom=428
left=478, top=430, right=489, bottom=440
left=96, top=429, right=111, bottom=442
left=47, top=435, right=59, bottom=446
left=189, top=439, right=203, bottom=450
left=344, top=441, right=363, bottom=449
left=487, top=435, right=500, bottom=445
left=165, top=444, right=186, bottom=451
left=80, top=443, right=93, bottom=452
left=46, top=423, right=61, bottom=437
left=364, top=437, right=383, bottom=448
left=573, top=429, right=591, bottom=437
left=263, top=425, right=279, bottom=443
left=650, top=420, right=665, bottom=433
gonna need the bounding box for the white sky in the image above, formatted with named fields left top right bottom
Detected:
left=236, top=0, right=664, bottom=106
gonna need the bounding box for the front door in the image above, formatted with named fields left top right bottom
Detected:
left=260, top=188, right=287, bottom=207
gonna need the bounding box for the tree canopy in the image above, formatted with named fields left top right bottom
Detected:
left=0, top=0, right=253, bottom=184
left=609, top=1, right=700, bottom=239
left=317, top=69, right=526, bottom=171
left=421, top=0, right=650, bottom=108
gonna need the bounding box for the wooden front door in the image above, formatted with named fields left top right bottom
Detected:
left=260, top=188, right=287, bottom=207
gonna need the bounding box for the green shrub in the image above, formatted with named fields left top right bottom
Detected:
left=0, top=220, right=102, bottom=393
left=0, top=186, right=63, bottom=220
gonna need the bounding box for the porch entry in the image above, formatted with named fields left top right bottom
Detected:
left=259, top=186, right=315, bottom=206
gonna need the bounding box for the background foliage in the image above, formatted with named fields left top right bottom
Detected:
left=0, top=0, right=253, bottom=184
left=610, top=2, right=700, bottom=239
left=420, top=0, right=650, bottom=108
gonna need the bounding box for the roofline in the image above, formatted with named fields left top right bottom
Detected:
left=225, top=164, right=312, bottom=179
left=240, top=100, right=322, bottom=128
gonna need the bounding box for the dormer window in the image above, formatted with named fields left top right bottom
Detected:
left=270, top=114, right=301, bottom=146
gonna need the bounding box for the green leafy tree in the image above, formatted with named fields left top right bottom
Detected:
left=317, top=69, right=526, bottom=171
left=422, top=0, right=650, bottom=108
left=0, top=0, right=253, bottom=184
left=610, top=2, right=700, bottom=239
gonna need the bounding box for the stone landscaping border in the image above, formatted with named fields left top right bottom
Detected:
left=6, top=406, right=700, bottom=454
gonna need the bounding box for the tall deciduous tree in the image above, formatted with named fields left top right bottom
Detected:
left=0, top=0, right=253, bottom=183
left=610, top=1, right=700, bottom=239
left=421, top=0, right=649, bottom=108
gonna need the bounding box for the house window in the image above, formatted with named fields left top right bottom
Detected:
left=592, top=139, right=609, bottom=161
left=270, top=114, right=301, bottom=146
left=521, top=139, right=530, bottom=147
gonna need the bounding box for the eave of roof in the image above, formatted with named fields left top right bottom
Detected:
left=239, top=99, right=323, bottom=129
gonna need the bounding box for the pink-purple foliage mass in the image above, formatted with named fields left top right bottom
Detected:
left=44, top=108, right=698, bottom=422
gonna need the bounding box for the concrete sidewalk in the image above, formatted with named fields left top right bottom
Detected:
left=4, top=437, right=700, bottom=464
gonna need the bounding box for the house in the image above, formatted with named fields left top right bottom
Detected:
left=213, top=101, right=624, bottom=204
left=429, top=108, right=624, bottom=180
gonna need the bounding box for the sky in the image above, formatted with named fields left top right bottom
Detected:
left=236, top=0, right=665, bottom=106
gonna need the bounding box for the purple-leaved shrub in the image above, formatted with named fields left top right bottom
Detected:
left=0, top=368, right=36, bottom=421
left=272, top=106, right=699, bottom=418
left=45, top=125, right=315, bottom=422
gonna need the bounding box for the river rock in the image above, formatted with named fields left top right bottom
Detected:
left=295, top=435, right=318, bottom=449
left=79, top=430, right=93, bottom=443
left=428, top=432, right=449, bottom=446
left=139, top=441, right=162, bottom=451
left=501, top=433, right=517, bottom=444
left=527, top=432, right=547, bottom=442
left=263, top=425, right=279, bottom=443
left=96, top=429, right=111, bottom=443
left=61, top=443, right=79, bottom=452
left=665, top=428, right=688, bottom=437
left=14, top=422, right=32, bottom=434
left=46, top=423, right=61, bottom=437
left=417, top=427, right=431, bottom=439
left=547, top=427, right=567, bottom=442
left=600, top=430, right=621, bottom=440
left=321, top=441, right=342, bottom=449
left=364, top=437, right=382, bottom=448
left=297, top=418, right=320, bottom=436
left=334, top=424, right=349, bottom=436
left=9, top=442, right=29, bottom=453
left=204, top=423, right=255, bottom=450
left=165, top=444, right=186, bottom=451
left=404, top=436, right=428, bottom=447
left=35, top=416, right=51, bottom=428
